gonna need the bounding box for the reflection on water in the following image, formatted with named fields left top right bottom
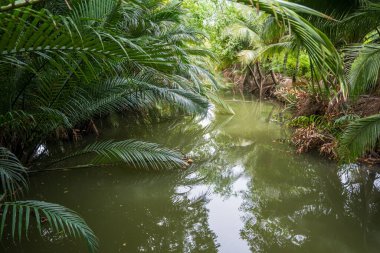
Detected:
left=4, top=98, right=380, bottom=253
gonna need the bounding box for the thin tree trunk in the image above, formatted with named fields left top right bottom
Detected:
left=89, top=119, right=100, bottom=136
left=293, top=49, right=300, bottom=83
left=283, top=52, right=288, bottom=74
left=1, top=0, right=72, bottom=11
left=248, top=65, right=260, bottom=91
left=256, top=62, right=264, bottom=99
left=270, top=70, right=279, bottom=86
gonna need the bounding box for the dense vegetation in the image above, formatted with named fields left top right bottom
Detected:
left=0, top=0, right=217, bottom=250
left=186, top=0, right=380, bottom=162
left=3, top=0, right=380, bottom=251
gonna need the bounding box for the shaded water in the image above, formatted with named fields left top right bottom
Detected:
left=5, top=98, right=380, bottom=252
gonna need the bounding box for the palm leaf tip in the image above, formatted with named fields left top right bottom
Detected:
left=0, top=200, right=98, bottom=252
left=348, top=44, right=380, bottom=96
left=339, top=114, right=380, bottom=161
left=0, top=147, right=28, bottom=200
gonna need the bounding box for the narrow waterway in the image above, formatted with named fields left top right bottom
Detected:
left=5, top=98, right=380, bottom=253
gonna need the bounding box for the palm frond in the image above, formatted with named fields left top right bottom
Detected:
left=240, top=0, right=347, bottom=96
left=237, top=41, right=291, bottom=66
left=49, top=139, right=186, bottom=170
left=339, top=114, right=380, bottom=161
left=139, top=83, right=210, bottom=114
left=347, top=44, right=380, bottom=96
left=0, top=147, right=28, bottom=200
left=0, top=9, right=124, bottom=71
left=237, top=50, right=259, bottom=65
left=70, top=0, right=118, bottom=26
left=0, top=8, right=178, bottom=75
left=0, top=200, right=98, bottom=252
left=223, top=23, right=262, bottom=46
left=0, top=111, right=35, bottom=135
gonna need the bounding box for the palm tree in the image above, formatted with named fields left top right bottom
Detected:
left=238, top=0, right=347, bottom=96
left=0, top=0, right=217, bottom=250
left=222, top=4, right=293, bottom=96
left=0, top=0, right=215, bottom=164
left=330, top=1, right=380, bottom=161
left=236, top=0, right=380, bottom=162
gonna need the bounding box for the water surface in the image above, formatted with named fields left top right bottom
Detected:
left=5, top=98, right=380, bottom=253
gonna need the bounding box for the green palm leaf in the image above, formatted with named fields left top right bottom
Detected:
left=70, top=0, right=118, bottom=26
left=0, top=8, right=177, bottom=75
left=347, top=44, right=380, bottom=96
left=0, top=147, right=28, bottom=200
left=0, top=200, right=98, bottom=252
left=223, top=23, right=263, bottom=46
left=339, top=114, right=380, bottom=161
left=136, top=81, right=210, bottom=114
left=240, top=0, right=347, bottom=96
left=49, top=139, right=187, bottom=170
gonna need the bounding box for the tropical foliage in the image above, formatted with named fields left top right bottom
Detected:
left=186, top=0, right=380, bottom=163
left=4, top=0, right=380, bottom=250
left=0, top=146, right=98, bottom=251
left=0, top=0, right=217, bottom=250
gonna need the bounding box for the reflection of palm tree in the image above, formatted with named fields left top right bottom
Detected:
left=106, top=99, right=380, bottom=252
left=239, top=151, right=380, bottom=252
left=119, top=174, right=219, bottom=252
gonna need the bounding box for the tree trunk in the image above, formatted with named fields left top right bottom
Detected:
left=256, top=62, right=265, bottom=99
left=249, top=65, right=260, bottom=91
left=283, top=52, right=288, bottom=74
left=270, top=70, right=279, bottom=86
left=293, top=49, right=300, bottom=83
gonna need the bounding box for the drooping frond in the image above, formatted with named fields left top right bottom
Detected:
left=237, top=41, right=291, bottom=66
left=60, top=91, right=133, bottom=125
left=339, top=114, right=380, bottom=161
left=206, top=92, right=235, bottom=115
left=262, top=16, right=285, bottom=44
left=0, top=111, right=35, bottom=137
left=347, top=44, right=380, bottom=96
left=223, top=23, right=262, bottom=46
left=70, top=0, right=118, bottom=26
left=121, top=0, right=183, bottom=37
left=49, top=139, right=186, bottom=170
left=0, top=9, right=126, bottom=73
left=237, top=50, right=259, bottom=66
left=0, top=8, right=178, bottom=75
left=240, top=0, right=347, bottom=96
left=0, top=200, right=98, bottom=252
left=0, top=147, right=28, bottom=200
left=137, top=81, right=210, bottom=114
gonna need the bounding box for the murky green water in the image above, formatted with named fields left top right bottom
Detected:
left=5, top=98, right=380, bottom=252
